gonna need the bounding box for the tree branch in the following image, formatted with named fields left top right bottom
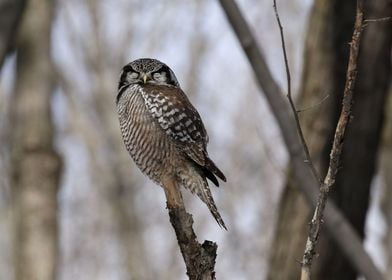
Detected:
left=217, top=0, right=383, bottom=279
left=300, top=2, right=365, bottom=278
left=163, top=177, right=217, bottom=280
left=364, top=17, right=391, bottom=23
left=272, top=0, right=322, bottom=186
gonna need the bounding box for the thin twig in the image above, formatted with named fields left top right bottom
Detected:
left=300, top=1, right=365, bottom=279
left=297, top=94, right=330, bottom=113
left=273, top=0, right=322, bottom=186
left=364, top=16, right=391, bottom=23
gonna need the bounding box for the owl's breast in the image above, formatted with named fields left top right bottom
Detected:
left=117, top=85, right=180, bottom=183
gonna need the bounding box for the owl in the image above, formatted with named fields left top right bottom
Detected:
left=116, top=58, right=227, bottom=229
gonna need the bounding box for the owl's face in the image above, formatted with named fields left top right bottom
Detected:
left=119, top=58, right=180, bottom=90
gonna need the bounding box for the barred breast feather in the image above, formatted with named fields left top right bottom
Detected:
left=116, top=84, right=177, bottom=183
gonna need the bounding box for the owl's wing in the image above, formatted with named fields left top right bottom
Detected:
left=141, top=84, right=208, bottom=160
left=141, top=84, right=226, bottom=183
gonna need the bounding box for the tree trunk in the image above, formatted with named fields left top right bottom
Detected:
left=381, top=87, right=392, bottom=279
left=267, top=0, right=391, bottom=279
left=10, top=0, right=62, bottom=279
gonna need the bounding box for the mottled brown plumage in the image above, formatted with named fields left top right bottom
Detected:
left=116, top=58, right=226, bottom=229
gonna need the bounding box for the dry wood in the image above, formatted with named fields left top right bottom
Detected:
left=164, top=178, right=217, bottom=280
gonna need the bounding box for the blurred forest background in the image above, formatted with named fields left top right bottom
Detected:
left=0, top=0, right=391, bottom=279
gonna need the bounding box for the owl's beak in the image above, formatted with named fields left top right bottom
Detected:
left=143, top=74, right=148, bottom=84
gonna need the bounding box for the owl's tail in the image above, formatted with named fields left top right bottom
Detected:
left=180, top=168, right=227, bottom=230
left=205, top=158, right=226, bottom=183
left=179, top=164, right=227, bottom=230
left=198, top=180, right=227, bottom=230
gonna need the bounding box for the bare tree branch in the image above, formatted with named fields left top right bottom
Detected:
left=300, top=1, right=365, bottom=279
left=272, top=0, right=322, bottom=188
left=163, top=177, right=217, bottom=280
left=364, top=17, right=391, bottom=23
left=217, top=0, right=383, bottom=279
left=296, top=94, right=330, bottom=113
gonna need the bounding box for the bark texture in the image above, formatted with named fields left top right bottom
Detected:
left=268, top=0, right=392, bottom=279
left=164, top=178, right=218, bottom=280
left=10, top=0, right=62, bottom=279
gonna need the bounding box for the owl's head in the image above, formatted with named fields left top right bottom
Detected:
left=119, top=58, right=180, bottom=89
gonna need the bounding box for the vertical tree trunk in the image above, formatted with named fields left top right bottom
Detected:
left=10, top=0, right=62, bottom=279
left=381, top=87, right=392, bottom=279
left=267, top=0, right=391, bottom=279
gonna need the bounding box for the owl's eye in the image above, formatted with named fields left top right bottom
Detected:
left=128, top=72, right=139, bottom=79
left=152, top=71, right=167, bottom=82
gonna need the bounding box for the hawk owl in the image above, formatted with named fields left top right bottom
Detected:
left=116, top=58, right=226, bottom=229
